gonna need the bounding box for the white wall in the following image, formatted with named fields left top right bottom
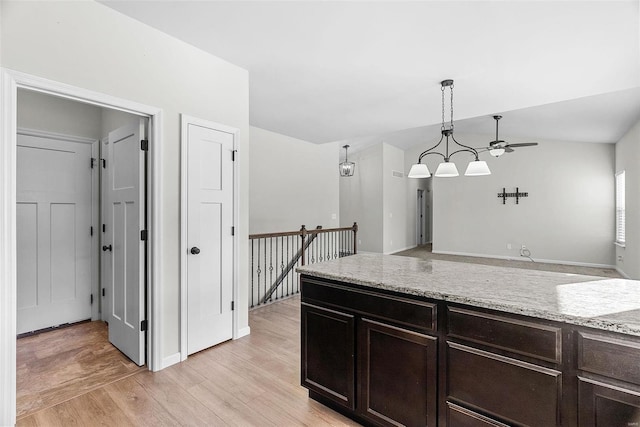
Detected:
left=615, top=118, right=640, bottom=279
left=1, top=0, right=249, bottom=372
left=382, top=143, right=408, bottom=253
left=340, top=143, right=384, bottom=252
left=430, top=133, right=615, bottom=267
left=249, top=126, right=339, bottom=233
left=18, top=89, right=102, bottom=139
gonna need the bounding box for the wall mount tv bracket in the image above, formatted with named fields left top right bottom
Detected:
left=498, top=187, right=528, bottom=204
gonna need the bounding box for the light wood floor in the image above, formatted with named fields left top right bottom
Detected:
left=394, top=243, right=622, bottom=278
left=16, top=320, right=145, bottom=419
left=17, top=296, right=360, bottom=426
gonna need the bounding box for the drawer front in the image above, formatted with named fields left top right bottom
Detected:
left=447, top=342, right=562, bottom=427
left=301, top=277, right=436, bottom=332
left=577, top=331, right=640, bottom=386
left=448, top=306, right=562, bottom=363
left=447, top=402, right=510, bottom=427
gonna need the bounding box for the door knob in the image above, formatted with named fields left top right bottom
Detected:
left=190, top=247, right=200, bottom=255
left=102, top=244, right=112, bottom=252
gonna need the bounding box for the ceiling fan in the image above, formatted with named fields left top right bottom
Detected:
left=476, top=115, right=538, bottom=157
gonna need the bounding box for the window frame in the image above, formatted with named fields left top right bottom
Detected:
left=615, top=170, right=625, bottom=247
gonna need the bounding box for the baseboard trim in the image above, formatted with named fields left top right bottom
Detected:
left=235, top=326, right=251, bottom=339
left=385, top=245, right=415, bottom=255
left=432, top=250, right=617, bottom=270
left=615, top=267, right=631, bottom=279
left=161, top=352, right=181, bottom=370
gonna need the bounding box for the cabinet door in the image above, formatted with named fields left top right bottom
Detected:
left=579, top=377, right=640, bottom=427
left=301, top=302, right=355, bottom=410
left=358, top=318, right=438, bottom=426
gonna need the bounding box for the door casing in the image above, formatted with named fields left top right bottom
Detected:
left=180, top=114, right=240, bottom=361
left=0, top=68, right=165, bottom=426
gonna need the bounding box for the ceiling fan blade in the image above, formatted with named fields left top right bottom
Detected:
left=506, top=142, right=538, bottom=148
left=504, top=146, right=515, bottom=153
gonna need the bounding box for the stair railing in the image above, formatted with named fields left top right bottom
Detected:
left=249, top=222, right=358, bottom=309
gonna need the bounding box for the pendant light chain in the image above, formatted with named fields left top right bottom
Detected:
left=441, top=84, right=446, bottom=131
left=449, top=82, right=454, bottom=132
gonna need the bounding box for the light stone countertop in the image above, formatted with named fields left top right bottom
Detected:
left=296, top=253, right=640, bottom=336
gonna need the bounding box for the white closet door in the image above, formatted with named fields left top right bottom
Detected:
left=17, top=133, right=93, bottom=334
left=186, top=123, right=234, bottom=355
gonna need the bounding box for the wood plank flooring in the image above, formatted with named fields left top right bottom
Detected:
left=16, top=320, right=145, bottom=419
left=17, top=296, right=360, bottom=426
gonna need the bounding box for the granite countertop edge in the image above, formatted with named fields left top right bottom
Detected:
left=297, top=265, right=640, bottom=337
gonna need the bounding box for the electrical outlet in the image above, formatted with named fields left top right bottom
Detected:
left=618, top=255, right=624, bottom=262
left=507, top=243, right=512, bottom=250
left=521, top=244, right=527, bottom=250
left=331, top=213, right=337, bottom=220
left=358, top=239, right=362, bottom=245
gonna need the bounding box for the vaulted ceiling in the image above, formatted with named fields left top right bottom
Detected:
left=102, top=1, right=640, bottom=148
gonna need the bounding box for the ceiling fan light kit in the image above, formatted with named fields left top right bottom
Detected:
left=479, top=115, right=539, bottom=158
left=408, top=79, right=490, bottom=179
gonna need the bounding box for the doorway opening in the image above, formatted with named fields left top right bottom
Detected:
left=1, top=68, right=165, bottom=426
left=15, top=89, right=149, bottom=418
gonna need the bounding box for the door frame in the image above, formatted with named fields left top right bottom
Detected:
left=0, top=68, right=165, bottom=424
left=416, top=189, right=425, bottom=246
left=179, top=114, right=240, bottom=361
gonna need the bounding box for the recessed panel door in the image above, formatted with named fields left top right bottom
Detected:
left=105, top=120, right=146, bottom=366
left=16, top=133, right=93, bottom=334
left=186, top=123, right=234, bottom=355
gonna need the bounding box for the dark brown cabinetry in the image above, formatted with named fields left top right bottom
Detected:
left=301, top=277, right=438, bottom=426
left=300, top=275, right=640, bottom=427
left=576, top=332, right=640, bottom=426
left=300, top=302, right=355, bottom=410
left=358, top=318, right=438, bottom=426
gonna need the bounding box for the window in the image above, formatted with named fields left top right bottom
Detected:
left=615, top=171, right=625, bottom=245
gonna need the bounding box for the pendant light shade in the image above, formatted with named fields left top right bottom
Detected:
left=435, top=162, right=459, bottom=177
left=408, top=79, right=490, bottom=179
left=464, top=160, right=491, bottom=176
left=339, top=145, right=355, bottom=177
left=408, top=163, right=431, bottom=178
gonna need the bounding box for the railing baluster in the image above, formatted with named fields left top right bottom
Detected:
left=249, top=223, right=358, bottom=309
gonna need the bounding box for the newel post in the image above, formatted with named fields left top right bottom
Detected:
left=352, top=222, right=358, bottom=255
left=300, top=225, right=307, bottom=266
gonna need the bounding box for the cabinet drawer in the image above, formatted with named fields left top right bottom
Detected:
left=301, top=277, right=436, bottom=332
left=447, top=342, right=562, bottom=427
left=448, top=306, right=562, bottom=363
left=447, top=402, right=510, bottom=427
left=577, top=331, right=640, bottom=386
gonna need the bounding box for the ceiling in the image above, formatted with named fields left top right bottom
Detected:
left=102, top=0, right=640, bottom=149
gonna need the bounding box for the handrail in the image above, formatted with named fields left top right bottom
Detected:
left=248, top=223, right=357, bottom=240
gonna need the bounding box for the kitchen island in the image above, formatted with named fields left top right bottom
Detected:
left=297, top=253, right=640, bottom=426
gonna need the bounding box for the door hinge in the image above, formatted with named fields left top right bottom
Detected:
left=232, top=150, right=237, bottom=161
left=231, top=301, right=235, bottom=311
left=90, top=294, right=94, bottom=304
left=141, top=320, right=148, bottom=331
left=90, top=226, right=94, bottom=236
left=141, top=230, right=148, bottom=241
left=141, top=139, right=149, bottom=151
left=231, top=226, right=235, bottom=236
left=102, top=288, right=105, bottom=297
left=102, top=224, right=106, bottom=233
left=91, top=157, right=96, bottom=169
left=101, top=158, right=106, bottom=168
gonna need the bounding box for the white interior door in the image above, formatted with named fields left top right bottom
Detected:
left=104, top=120, right=146, bottom=366
left=186, top=122, right=234, bottom=355
left=16, top=132, right=94, bottom=334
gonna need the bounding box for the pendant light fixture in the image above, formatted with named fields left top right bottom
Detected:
left=339, top=144, right=355, bottom=177
left=408, top=79, right=491, bottom=178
